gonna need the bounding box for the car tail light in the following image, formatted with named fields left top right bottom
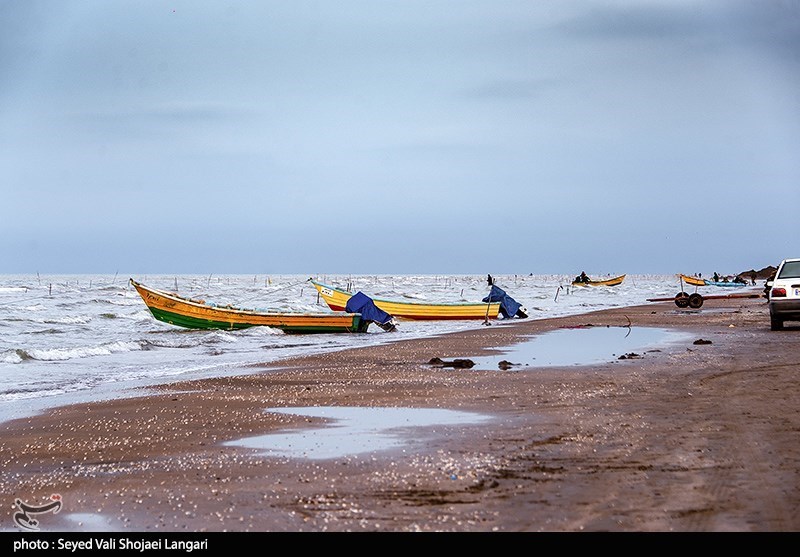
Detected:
left=772, top=288, right=787, bottom=297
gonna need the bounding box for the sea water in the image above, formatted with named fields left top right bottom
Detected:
left=0, top=273, right=721, bottom=423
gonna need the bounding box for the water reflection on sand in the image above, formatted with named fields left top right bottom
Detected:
left=226, top=406, right=491, bottom=460
left=470, top=326, right=692, bottom=370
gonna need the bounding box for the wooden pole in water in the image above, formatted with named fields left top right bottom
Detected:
left=483, top=276, right=492, bottom=326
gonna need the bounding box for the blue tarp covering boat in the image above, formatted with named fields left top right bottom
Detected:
left=483, top=285, right=528, bottom=319
left=345, top=291, right=397, bottom=331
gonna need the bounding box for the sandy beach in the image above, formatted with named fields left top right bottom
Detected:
left=2, top=295, right=798, bottom=533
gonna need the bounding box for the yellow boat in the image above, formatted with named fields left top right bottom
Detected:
left=571, top=274, right=626, bottom=287
left=678, top=274, right=706, bottom=287
left=130, top=279, right=370, bottom=333
left=310, top=279, right=501, bottom=321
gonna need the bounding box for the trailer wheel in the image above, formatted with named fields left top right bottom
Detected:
left=675, top=292, right=690, bottom=308
left=688, top=293, right=704, bottom=308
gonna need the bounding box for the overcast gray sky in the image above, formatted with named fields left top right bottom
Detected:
left=2, top=0, right=798, bottom=275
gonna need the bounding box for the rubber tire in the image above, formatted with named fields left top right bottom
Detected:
left=688, top=293, right=704, bottom=308
left=770, top=316, right=783, bottom=331
left=675, top=292, right=690, bottom=308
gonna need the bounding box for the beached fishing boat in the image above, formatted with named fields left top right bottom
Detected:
left=130, top=279, right=371, bottom=333
left=571, top=274, right=626, bottom=287
left=679, top=274, right=706, bottom=287
left=310, top=279, right=502, bottom=320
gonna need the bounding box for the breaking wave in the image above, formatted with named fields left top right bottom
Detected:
left=16, top=341, right=146, bottom=362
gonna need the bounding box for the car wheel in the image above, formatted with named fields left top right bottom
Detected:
left=770, top=316, right=783, bottom=331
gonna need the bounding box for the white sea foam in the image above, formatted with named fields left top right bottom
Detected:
left=204, top=331, right=239, bottom=344
left=26, top=341, right=144, bottom=361
left=2, top=350, right=24, bottom=364
left=43, top=316, right=93, bottom=325
left=240, top=326, right=285, bottom=337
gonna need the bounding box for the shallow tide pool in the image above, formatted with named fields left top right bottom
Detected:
left=470, top=326, right=692, bottom=370
left=225, top=406, right=491, bottom=460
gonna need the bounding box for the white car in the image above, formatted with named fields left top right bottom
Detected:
left=769, top=258, right=800, bottom=330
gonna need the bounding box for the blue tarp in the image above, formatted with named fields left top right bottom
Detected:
left=345, top=291, right=395, bottom=326
left=483, top=285, right=524, bottom=319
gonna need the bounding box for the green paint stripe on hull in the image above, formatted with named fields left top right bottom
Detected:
left=148, top=307, right=365, bottom=334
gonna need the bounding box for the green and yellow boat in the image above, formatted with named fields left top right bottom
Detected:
left=130, top=279, right=369, bottom=333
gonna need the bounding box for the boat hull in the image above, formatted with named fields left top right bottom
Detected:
left=131, top=279, right=368, bottom=333
left=571, top=274, right=626, bottom=287
left=311, top=280, right=501, bottom=320
left=704, top=280, right=747, bottom=288
left=679, top=274, right=706, bottom=287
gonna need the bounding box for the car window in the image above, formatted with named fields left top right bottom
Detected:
left=777, top=261, right=800, bottom=279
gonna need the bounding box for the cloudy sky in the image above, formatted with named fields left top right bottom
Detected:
left=2, top=0, right=798, bottom=275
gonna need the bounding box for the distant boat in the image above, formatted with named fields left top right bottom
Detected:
left=310, top=279, right=501, bottom=320
left=571, top=274, right=626, bottom=287
left=130, top=279, right=372, bottom=333
left=703, top=279, right=748, bottom=288
left=678, top=274, right=706, bottom=287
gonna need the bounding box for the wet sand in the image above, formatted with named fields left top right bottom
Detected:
left=2, top=296, right=799, bottom=532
